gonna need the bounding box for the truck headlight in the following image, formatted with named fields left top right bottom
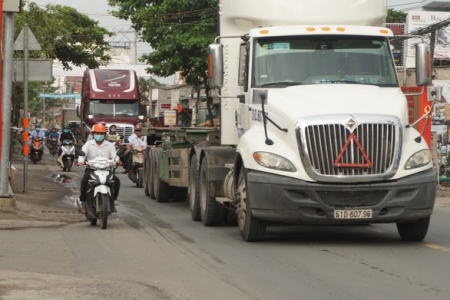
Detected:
left=405, top=149, right=431, bottom=170
left=253, top=152, right=296, bottom=172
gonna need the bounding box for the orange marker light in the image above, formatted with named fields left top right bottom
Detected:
left=306, top=27, right=315, bottom=32
left=336, top=27, right=345, bottom=32
left=322, top=27, right=331, bottom=31
left=380, top=29, right=389, bottom=34
left=260, top=30, right=269, bottom=34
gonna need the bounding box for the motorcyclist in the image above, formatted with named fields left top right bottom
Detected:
left=30, top=124, right=46, bottom=141
left=78, top=123, right=122, bottom=214
left=57, top=125, right=77, bottom=165
left=48, top=127, right=60, bottom=139
left=121, top=124, right=147, bottom=174
left=106, top=124, right=122, bottom=145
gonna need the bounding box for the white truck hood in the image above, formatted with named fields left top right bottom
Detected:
left=264, top=85, right=406, bottom=123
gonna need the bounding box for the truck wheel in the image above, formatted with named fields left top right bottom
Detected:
left=237, top=166, right=266, bottom=241
left=189, top=154, right=201, bottom=221
left=154, top=148, right=170, bottom=202
left=199, top=158, right=225, bottom=226
left=143, top=148, right=150, bottom=196
left=150, top=148, right=158, bottom=199
left=148, top=148, right=155, bottom=199
left=396, top=216, right=430, bottom=241
left=173, top=187, right=188, bottom=202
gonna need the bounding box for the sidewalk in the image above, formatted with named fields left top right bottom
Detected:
left=0, top=152, right=84, bottom=228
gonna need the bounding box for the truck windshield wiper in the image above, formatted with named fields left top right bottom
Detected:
left=260, top=81, right=303, bottom=88
left=328, top=79, right=362, bottom=84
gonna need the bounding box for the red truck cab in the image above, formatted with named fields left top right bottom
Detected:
left=79, top=69, right=142, bottom=140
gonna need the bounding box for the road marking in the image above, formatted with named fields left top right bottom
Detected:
left=365, top=227, right=385, bottom=233
left=423, top=244, right=450, bottom=252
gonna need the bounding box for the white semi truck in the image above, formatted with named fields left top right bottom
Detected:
left=143, top=0, right=437, bottom=242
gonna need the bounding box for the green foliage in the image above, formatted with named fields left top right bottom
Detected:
left=108, top=0, right=217, bottom=86
left=15, top=3, right=113, bottom=70
left=386, top=9, right=407, bottom=23
left=11, top=3, right=114, bottom=127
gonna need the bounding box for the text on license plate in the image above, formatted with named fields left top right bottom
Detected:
left=334, top=209, right=372, bottom=219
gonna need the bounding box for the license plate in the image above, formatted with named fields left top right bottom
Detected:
left=334, top=209, right=372, bottom=219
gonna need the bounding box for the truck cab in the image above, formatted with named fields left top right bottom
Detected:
left=79, top=69, right=143, bottom=140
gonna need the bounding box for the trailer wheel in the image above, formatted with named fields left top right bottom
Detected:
left=189, top=154, right=201, bottom=221
left=154, top=147, right=170, bottom=202
left=143, top=148, right=150, bottom=196
left=199, top=158, right=225, bottom=226
left=396, top=216, right=430, bottom=241
left=237, top=166, right=266, bottom=241
left=150, top=148, right=158, bottom=199
left=147, top=148, right=155, bottom=199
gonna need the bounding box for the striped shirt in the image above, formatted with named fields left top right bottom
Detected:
left=78, top=139, right=119, bottom=163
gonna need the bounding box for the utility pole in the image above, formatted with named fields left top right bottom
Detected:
left=0, top=13, right=14, bottom=197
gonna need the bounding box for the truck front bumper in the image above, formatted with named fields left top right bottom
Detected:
left=247, top=169, right=436, bottom=224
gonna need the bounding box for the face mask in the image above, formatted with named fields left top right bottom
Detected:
left=36, top=128, right=40, bottom=131
left=94, top=135, right=105, bottom=142
left=111, top=129, right=116, bottom=133
left=64, top=129, right=69, bottom=133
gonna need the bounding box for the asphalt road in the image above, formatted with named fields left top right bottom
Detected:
left=1, top=153, right=450, bottom=299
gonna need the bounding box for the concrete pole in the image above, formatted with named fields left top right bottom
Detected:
left=23, top=24, right=29, bottom=192
left=0, top=13, right=15, bottom=197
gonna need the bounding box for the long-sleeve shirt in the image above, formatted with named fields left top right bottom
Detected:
left=78, top=140, right=119, bottom=164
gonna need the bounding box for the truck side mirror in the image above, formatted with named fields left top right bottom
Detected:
left=415, top=43, right=430, bottom=87
left=208, top=44, right=224, bottom=88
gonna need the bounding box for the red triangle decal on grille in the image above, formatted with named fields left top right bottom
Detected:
left=334, top=133, right=372, bottom=168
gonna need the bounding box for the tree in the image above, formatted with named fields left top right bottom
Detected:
left=108, top=0, right=217, bottom=87
left=15, top=3, right=113, bottom=70
left=11, top=3, right=113, bottom=126
left=386, top=9, right=407, bottom=23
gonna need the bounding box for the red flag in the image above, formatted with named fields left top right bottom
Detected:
left=177, top=103, right=184, bottom=113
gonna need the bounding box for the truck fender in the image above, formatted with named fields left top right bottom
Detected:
left=93, top=185, right=111, bottom=197
left=200, top=147, right=235, bottom=198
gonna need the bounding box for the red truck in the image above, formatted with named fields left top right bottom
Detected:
left=78, top=69, right=142, bottom=140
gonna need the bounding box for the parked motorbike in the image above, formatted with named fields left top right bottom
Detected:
left=29, top=138, right=44, bottom=164
left=60, top=139, right=76, bottom=172
left=47, top=138, right=58, bottom=157
left=78, top=154, right=117, bottom=229
left=128, top=145, right=145, bottom=188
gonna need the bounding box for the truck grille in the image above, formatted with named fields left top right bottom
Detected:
left=297, top=115, right=401, bottom=182
left=112, top=126, right=133, bottom=140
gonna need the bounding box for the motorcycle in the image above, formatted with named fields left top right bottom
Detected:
left=29, top=137, right=44, bottom=164
left=46, top=138, right=58, bottom=157
left=78, top=154, right=117, bottom=229
left=60, top=139, right=76, bottom=172
left=128, top=145, right=145, bottom=188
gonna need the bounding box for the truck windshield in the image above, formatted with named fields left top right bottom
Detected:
left=253, top=35, right=398, bottom=88
left=90, top=100, right=139, bottom=116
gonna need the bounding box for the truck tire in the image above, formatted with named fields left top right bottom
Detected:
left=189, top=154, right=201, bottom=221
left=237, top=166, right=266, bottom=242
left=150, top=148, right=158, bottom=199
left=143, top=148, right=150, bottom=196
left=154, top=147, right=170, bottom=202
left=396, top=216, right=430, bottom=241
left=199, top=158, right=225, bottom=226
left=173, top=187, right=188, bottom=202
